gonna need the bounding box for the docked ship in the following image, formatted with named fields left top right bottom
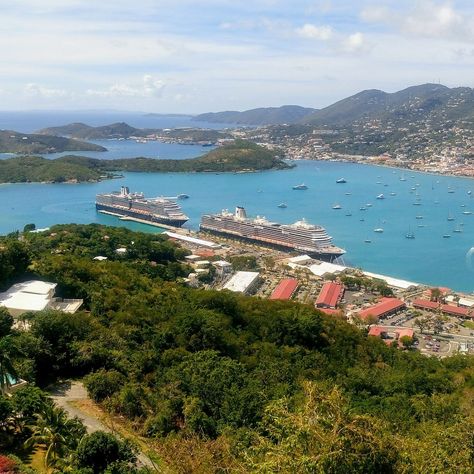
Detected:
left=96, top=186, right=188, bottom=227
left=200, top=206, right=345, bottom=260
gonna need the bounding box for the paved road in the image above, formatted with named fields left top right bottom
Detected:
left=49, top=381, right=158, bottom=471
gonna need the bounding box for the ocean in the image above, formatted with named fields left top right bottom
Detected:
left=0, top=111, right=473, bottom=292
left=1, top=157, right=473, bottom=292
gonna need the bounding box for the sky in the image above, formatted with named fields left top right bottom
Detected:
left=0, top=0, right=473, bottom=113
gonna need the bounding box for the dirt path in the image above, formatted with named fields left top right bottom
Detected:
left=49, top=380, right=159, bottom=471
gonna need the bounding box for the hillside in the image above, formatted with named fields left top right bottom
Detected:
left=1, top=224, right=474, bottom=472
left=302, top=83, right=474, bottom=127
left=38, top=121, right=148, bottom=139
left=60, top=140, right=290, bottom=173
left=0, top=155, right=103, bottom=183
left=194, top=105, right=317, bottom=125
left=0, top=130, right=106, bottom=154
left=0, top=140, right=289, bottom=183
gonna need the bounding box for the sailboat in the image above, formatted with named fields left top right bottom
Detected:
left=332, top=203, right=342, bottom=210
left=405, top=226, right=415, bottom=239
left=447, top=212, right=455, bottom=221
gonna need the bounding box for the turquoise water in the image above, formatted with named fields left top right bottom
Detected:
left=1, top=159, right=474, bottom=292
left=23, top=139, right=214, bottom=161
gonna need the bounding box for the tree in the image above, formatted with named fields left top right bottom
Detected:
left=25, top=404, right=86, bottom=469
left=0, top=337, right=17, bottom=394
left=23, top=223, right=36, bottom=233
left=0, top=308, right=13, bottom=338
left=430, top=288, right=442, bottom=303
left=399, top=335, right=414, bottom=349
left=414, top=316, right=429, bottom=335
left=75, top=431, right=136, bottom=474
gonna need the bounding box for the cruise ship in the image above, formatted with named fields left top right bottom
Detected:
left=200, top=206, right=345, bottom=260
left=96, top=186, right=188, bottom=227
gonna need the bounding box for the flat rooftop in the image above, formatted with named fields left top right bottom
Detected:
left=223, top=271, right=259, bottom=293
left=164, top=231, right=221, bottom=249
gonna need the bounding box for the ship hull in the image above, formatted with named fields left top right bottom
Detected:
left=96, top=203, right=188, bottom=228
left=200, top=226, right=344, bottom=261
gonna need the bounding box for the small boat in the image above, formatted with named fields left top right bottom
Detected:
left=364, top=239, right=372, bottom=243
left=360, top=206, right=367, bottom=211
left=366, top=203, right=373, bottom=207
left=332, top=203, right=342, bottom=210
left=376, top=181, right=382, bottom=184
left=336, top=178, right=347, bottom=183
left=453, top=227, right=462, bottom=233
left=277, top=203, right=287, bottom=208
left=462, top=210, right=472, bottom=215
left=390, top=192, right=397, bottom=196
left=468, top=190, right=472, bottom=195
left=415, top=215, right=423, bottom=219
left=360, top=218, right=365, bottom=222
left=376, top=194, right=385, bottom=200
left=412, top=202, right=422, bottom=206
left=417, top=224, right=426, bottom=228
left=405, top=231, right=415, bottom=239
left=345, top=211, right=352, bottom=216
left=177, top=193, right=189, bottom=199
left=447, top=213, right=455, bottom=221
left=373, top=228, right=384, bottom=233
left=461, top=204, right=466, bottom=207
left=292, top=183, right=308, bottom=190
left=442, top=234, right=451, bottom=238
left=400, top=175, right=407, bottom=181
left=345, top=192, right=352, bottom=196
left=384, top=184, right=389, bottom=187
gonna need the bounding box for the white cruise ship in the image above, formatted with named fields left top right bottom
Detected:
left=200, top=206, right=345, bottom=260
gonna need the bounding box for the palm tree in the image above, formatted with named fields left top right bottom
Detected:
left=0, top=336, right=18, bottom=394
left=25, top=404, right=86, bottom=469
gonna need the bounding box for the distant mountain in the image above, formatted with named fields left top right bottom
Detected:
left=0, top=130, right=106, bottom=154
left=38, top=122, right=146, bottom=140
left=193, top=105, right=317, bottom=125
left=301, top=84, right=474, bottom=127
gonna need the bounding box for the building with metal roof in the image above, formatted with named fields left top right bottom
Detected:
left=223, top=271, right=260, bottom=294
left=270, top=279, right=298, bottom=300
left=358, top=298, right=406, bottom=321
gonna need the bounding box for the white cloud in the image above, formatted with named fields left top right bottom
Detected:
left=296, top=24, right=333, bottom=40
left=24, top=83, right=68, bottom=98
left=360, top=2, right=473, bottom=43
left=341, top=32, right=366, bottom=53
left=86, top=75, right=166, bottom=98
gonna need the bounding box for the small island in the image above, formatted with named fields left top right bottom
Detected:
left=0, top=140, right=291, bottom=183
left=0, top=130, right=106, bottom=154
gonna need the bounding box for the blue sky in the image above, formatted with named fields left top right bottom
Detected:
left=1, top=0, right=473, bottom=112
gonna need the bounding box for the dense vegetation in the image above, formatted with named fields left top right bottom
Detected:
left=0, top=140, right=289, bottom=183
left=38, top=122, right=231, bottom=143
left=0, top=130, right=106, bottom=154
left=1, top=223, right=474, bottom=472
left=0, top=156, right=105, bottom=183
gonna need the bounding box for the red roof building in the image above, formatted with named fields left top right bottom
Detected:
left=270, top=278, right=299, bottom=301
left=412, top=299, right=472, bottom=318
left=359, top=298, right=405, bottom=321
left=412, top=299, right=439, bottom=311
left=315, top=282, right=344, bottom=309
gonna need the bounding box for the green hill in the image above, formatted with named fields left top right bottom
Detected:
left=194, top=105, right=317, bottom=125
left=0, top=140, right=289, bottom=183
left=302, top=83, right=474, bottom=127
left=0, top=130, right=106, bottom=154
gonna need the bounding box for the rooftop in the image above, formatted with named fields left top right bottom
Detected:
left=223, top=271, right=259, bottom=293
left=359, top=297, right=406, bottom=320
left=270, top=278, right=298, bottom=300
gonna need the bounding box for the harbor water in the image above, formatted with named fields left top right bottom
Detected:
left=1, top=157, right=474, bottom=292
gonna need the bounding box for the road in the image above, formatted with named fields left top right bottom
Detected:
left=49, top=381, right=158, bottom=471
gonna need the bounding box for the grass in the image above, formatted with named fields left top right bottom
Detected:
left=463, top=321, right=474, bottom=330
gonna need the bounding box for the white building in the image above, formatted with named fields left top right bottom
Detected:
left=223, top=271, right=260, bottom=294
left=0, top=280, right=82, bottom=317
